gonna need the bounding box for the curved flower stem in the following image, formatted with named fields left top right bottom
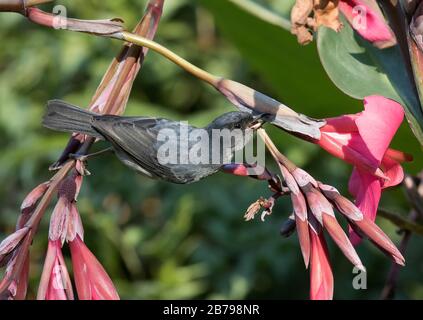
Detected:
left=403, top=174, right=423, bottom=218
left=257, top=128, right=297, bottom=172
left=25, top=161, right=75, bottom=229
left=121, top=31, right=220, bottom=86
left=377, top=208, right=423, bottom=236
left=380, top=210, right=419, bottom=300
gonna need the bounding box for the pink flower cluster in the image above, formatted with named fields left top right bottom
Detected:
left=0, top=165, right=119, bottom=300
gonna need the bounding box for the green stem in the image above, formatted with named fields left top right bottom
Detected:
left=257, top=128, right=297, bottom=172
left=121, top=31, right=220, bottom=86
left=378, top=208, right=423, bottom=236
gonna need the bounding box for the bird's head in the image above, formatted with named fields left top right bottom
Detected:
left=208, top=112, right=266, bottom=131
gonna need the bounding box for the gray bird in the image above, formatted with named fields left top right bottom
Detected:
left=43, top=100, right=264, bottom=184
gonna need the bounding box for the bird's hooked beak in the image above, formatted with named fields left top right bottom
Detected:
left=248, top=113, right=270, bottom=130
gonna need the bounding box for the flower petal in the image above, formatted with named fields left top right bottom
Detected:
left=20, top=182, right=49, bottom=214
left=37, top=241, right=73, bottom=300
left=292, top=192, right=310, bottom=268
left=322, top=214, right=365, bottom=270
left=355, top=96, right=404, bottom=164
left=321, top=114, right=359, bottom=133
left=319, top=131, right=381, bottom=174
left=309, top=231, right=333, bottom=300
left=70, top=236, right=119, bottom=300
left=348, top=168, right=382, bottom=244
left=351, top=216, right=405, bottom=265
left=384, top=148, right=413, bottom=163
left=339, top=0, right=396, bottom=48
left=69, top=237, right=92, bottom=300
left=381, top=156, right=405, bottom=189
left=0, top=227, right=29, bottom=256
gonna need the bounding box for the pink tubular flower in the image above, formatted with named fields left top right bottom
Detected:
left=69, top=236, right=119, bottom=300
left=309, top=226, right=333, bottom=300
left=316, top=96, right=412, bottom=243
left=37, top=175, right=118, bottom=300
left=339, top=0, right=396, bottom=48
left=37, top=240, right=74, bottom=300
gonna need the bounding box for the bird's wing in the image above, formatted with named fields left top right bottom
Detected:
left=91, top=116, right=193, bottom=182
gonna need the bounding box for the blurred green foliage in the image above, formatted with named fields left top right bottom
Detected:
left=0, top=0, right=421, bottom=299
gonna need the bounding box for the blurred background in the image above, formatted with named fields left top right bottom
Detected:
left=0, top=0, right=422, bottom=299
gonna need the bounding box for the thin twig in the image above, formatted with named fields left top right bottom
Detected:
left=257, top=128, right=297, bottom=172
left=121, top=31, right=219, bottom=86
left=380, top=172, right=423, bottom=299
left=403, top=174, right=423, bottom=218
left=380, top=211, right=418, bottom=299
left=377, top=208, right=423, bottom=236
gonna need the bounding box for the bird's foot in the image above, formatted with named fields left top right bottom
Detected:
left=69, top=147, right=114, bottom=162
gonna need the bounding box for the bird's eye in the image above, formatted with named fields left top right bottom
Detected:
left=234, top=123, right=241, bottom=129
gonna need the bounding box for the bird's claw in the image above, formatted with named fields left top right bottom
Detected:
left=69, top=153, right=88, bottom=162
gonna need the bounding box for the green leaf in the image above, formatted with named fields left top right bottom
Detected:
left=317, top=16, right=423, bottom=145
left=197, top=0, right=361, bottom=119
left=226, top=0, right=291, bottom=30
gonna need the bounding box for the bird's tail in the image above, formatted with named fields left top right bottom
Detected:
left=43, top=100, right=103, bottom=139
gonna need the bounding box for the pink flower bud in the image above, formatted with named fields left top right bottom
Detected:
left=318, top=183, right=363, bottom=221
left=66, top=204, right=84, bottom=242
left=310, top=231, right=333, bottom=300
left=322, top=214, right=365, bottom=272
left=37, top=240, right=74, bottom=300
left=0, top=227, right=29, bottom=257
left=49, top=197, right=71, bottom=244
left=303, top=186, right=335, bottom=224
left=279, top=165, right=300, bottom=195
left=49, top=197, right=84, bottom=244
left=290, top=190, right=311, bottom=267
left=69, top=236, right=119, bottom=300
left=352, top=217, right=405, bottom=266
left=20, top=182, right=49, bottom=214
left=292, top=168, right=317, bottom=188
